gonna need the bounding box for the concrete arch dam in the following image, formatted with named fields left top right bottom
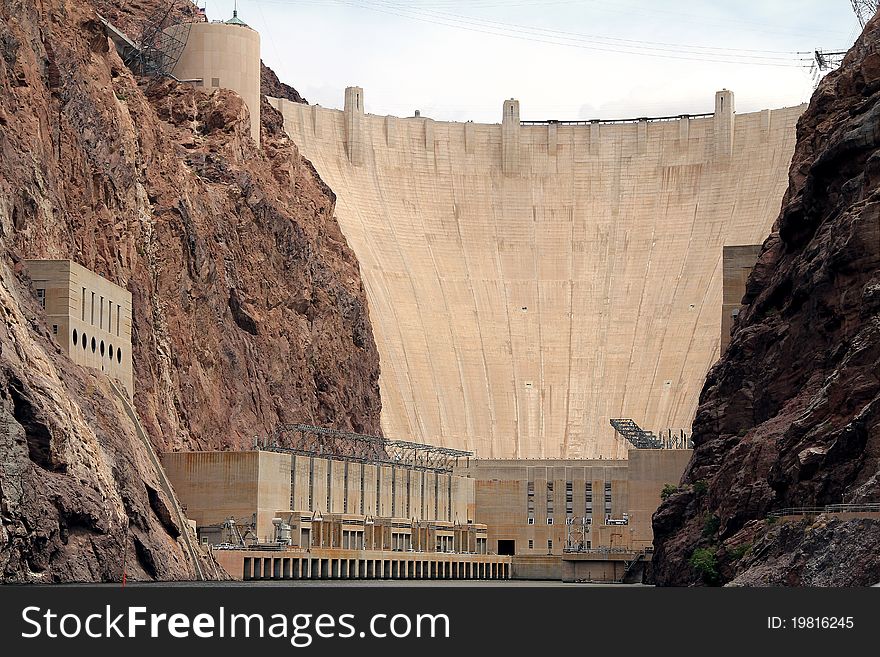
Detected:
left=269, top=89, right=804, bottom=459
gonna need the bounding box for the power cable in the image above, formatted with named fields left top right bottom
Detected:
left=262, top=0, right=817, bottom=66
left=356, top=0, right=808, bottom=56
left=317, top=0, right=811, bottom=66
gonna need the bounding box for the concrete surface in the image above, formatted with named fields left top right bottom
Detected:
left=269, top=89, right=804, bottom=458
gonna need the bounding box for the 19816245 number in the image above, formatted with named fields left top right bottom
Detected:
left=768, top=617, right=854, bottom=629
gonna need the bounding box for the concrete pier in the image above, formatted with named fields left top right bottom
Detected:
left=215, top=548, right=511, bottom=582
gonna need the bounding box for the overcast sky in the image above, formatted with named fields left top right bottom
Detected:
left=201, top=0, right=862, bottom=122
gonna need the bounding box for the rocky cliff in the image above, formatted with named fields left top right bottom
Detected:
left=652, top=16, right=880, bottom=586
left=261, top=62, right=307, bottom=105
left=0, top=0, right=381, bottom=581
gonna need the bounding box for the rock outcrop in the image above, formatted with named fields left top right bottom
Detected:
left=652, top=15, right=880, bottom=586
left=0, top=0, right=381, bottom=581
left=261, top=62, right=307, bottom=105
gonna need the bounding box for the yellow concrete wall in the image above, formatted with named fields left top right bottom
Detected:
left=291, top=455, right=310, bottom=511
left=403, top=469, right=415, bottom=519
left=171, top=22, right=261, bottom=146
left=161, top=451, right=262, bottom=532
left=626, top=449, right=693, bottom=547
left=456, top=455, right=688, bottom=555
left=510, top=555, right=562, bottom=580
left=377, top=465, right=393, bottom=518
left=256, top=451, right=294, bottom=539
left=327, top=459, right=346, bottom=514
left=166, top=450, right=479, bottom=537
left=270, top=91, right=804, bottom=459
left=311, top=458, right=328, bottom=514
left=451, top=473, right=473, bottom=523
left=437, top=473, right=451, bottom=522
left=345, top=461, right=361, bottom=514
left=721, top=244, right=763, bottom=352
left=362, top=464, right=378, bottom=517
left=26, top=260, right=133, bottom=394
left=390, top=467, right=403, bottom=518
left=424, top=472, right=438, bottom=521
left=411, top=470, right=424, bottom=520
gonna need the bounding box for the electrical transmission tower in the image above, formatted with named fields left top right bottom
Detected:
left=808, top=2, right=879, bottom=85
left=851, top=0, right=879, bottom=27
left=814, top=49, right=847, bottom=71
left=124, top=0, right=194, bottom=78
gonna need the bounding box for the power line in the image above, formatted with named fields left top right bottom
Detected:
left=275, top=0, right=811, bottom=66
left=357, top=0, right=808, bottom=56
left=279, top=0, right=854, bottom=39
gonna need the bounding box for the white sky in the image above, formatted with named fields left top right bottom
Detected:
left=201, top=0, right=862, bottom=122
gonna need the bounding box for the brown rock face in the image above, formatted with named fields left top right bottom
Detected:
left=92, top=0, right=198, bottom=38
left=261, top=62, right=307, bottom=105
left=0, top=0, right=381, bottom=581
left=652, top=16, right=880, bottom=587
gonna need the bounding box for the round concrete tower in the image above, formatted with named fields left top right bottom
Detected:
left=170, top=11, right=262, bottom=146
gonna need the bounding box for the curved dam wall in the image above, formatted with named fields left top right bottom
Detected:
left=269, top=90, right=804, bottom=459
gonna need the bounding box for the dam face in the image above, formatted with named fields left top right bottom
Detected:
left=270, top=91, right=804, bottom=459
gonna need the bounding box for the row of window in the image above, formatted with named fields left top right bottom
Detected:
left=527, top=516, right=595, bottom=526
left=194, top=77, right=221, bottom=88
left=291, top=456, right=453, bottom=520
left=71, top=328, right=123, bottom=364
left=528, top=479, right=609, bottom=522
left=34, top=287, right=123, bottom=339
left=81, top=287, right=122, bottom=337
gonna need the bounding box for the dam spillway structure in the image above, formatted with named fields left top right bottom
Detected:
left=269, top=89, right=805, bottom=460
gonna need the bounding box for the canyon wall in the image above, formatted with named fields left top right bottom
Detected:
left=0, top=0, right=381, bottom=581
left=271, top=92, right=804, bottom=458
left=652, top=15, right=880, bottom=587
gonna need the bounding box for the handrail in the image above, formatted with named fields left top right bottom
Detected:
left=768, top=503, right=880, bottom=517
left=521, top=112, right=714, bottom=126
left=562, top=546, right=649, bottom=555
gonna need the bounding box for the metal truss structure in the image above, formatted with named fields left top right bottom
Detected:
left=851, top=0, right=879, bottom=27
left=564, top=516, right=591, bottom=552
left=814, top=49, right=847, bottom=71
left=259, top=423, right=473, bottom=473
left=654, top=428, right=693, bottom=450
left=610, top=419, right=692, bottom=449
left=609, top=418, right=664, bottom=449
left=124, top=0, right=193, bottom=78
left=807, top=2, right=878, bottom=86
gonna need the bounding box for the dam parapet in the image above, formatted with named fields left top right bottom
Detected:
left=269, top=88, right=802, bottom=174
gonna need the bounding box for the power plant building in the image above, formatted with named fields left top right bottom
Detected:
left=455, top=449, right=692, bottom=557
left=161, top=449, right=476, bottom=542
left=78, top=13, right=811, bottom=582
